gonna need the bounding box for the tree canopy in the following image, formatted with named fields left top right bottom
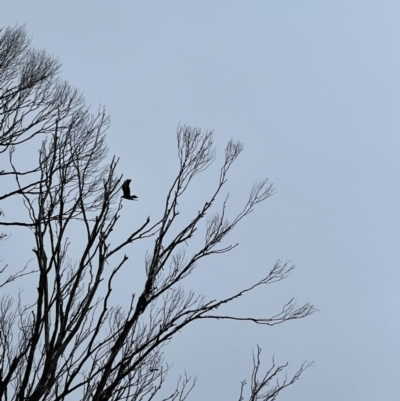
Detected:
left=0, top=25, right=316, bottom=401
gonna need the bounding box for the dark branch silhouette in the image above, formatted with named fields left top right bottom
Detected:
left=236, top=346, right=313, bottom=401
left=0, top=26, right=316, bottom=401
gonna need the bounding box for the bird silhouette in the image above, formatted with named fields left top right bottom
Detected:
left=121, top=179, right=138, bottom=200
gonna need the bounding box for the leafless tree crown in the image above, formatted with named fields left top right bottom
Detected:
left=0, top=26, right=317, bottom=401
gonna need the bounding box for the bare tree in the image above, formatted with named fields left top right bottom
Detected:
left=0, top=26, right=317, bottom=401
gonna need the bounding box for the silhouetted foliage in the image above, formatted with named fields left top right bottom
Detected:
left=0, top=26, right=316, bottom=401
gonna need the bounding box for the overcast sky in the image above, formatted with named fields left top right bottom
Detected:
left=1, top=1, right=400, bottom=400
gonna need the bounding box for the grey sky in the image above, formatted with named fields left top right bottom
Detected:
left=1, top=1, right=400, bottom=400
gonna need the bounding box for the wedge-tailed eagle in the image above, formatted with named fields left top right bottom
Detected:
left=121, top=179, right=138, bottom=200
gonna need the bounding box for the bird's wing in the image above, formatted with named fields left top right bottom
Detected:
left=122, top=180, right=131, bottom=197
left=126, top=180, right=132, bottom=196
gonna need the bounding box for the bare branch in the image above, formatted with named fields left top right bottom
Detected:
left=237, top=346, right=313, bottom=401
left=0, top=26, right=315, bottom=401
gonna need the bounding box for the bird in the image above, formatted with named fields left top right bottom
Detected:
left=121, top=179, right=138, bottom=200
